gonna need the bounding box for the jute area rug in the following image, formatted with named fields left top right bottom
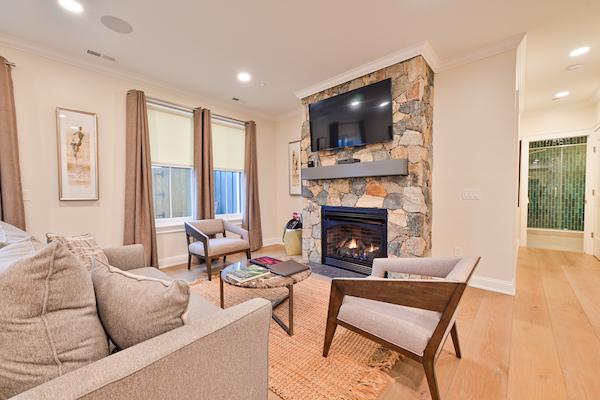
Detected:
left=190, top=277, right=400, bottom=400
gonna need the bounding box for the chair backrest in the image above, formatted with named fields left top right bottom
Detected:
left=371, top=256, right=479, bottom=283
left=187, top=219, right=225, bottom=236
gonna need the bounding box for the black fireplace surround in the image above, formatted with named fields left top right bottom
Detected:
left=321, top=206, right=388, bottom=275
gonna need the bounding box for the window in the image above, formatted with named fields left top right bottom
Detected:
left=147, top=104, right=193, bottom=221
left=212, top=120, right=245, bottom=217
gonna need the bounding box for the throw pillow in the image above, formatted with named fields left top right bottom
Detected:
left=91, top=258, right=191, bottom=350
left=0, top=221, right=35, bottom=249
left=0, top=240, right=109, bottom=399
left=46, top=232, right=109, bottom=273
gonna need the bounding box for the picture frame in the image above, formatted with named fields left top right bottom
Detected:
left=56, top=107, right=99, bottom=200
left=288, top=140, right=302, bottom=195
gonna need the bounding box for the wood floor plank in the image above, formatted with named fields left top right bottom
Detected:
left=458, top=286, right=485, bottom=325
left=560, top=253, right=600, bottom=329
left=506, top=320, right=568, bottom=400
left=542, top=277, right=600, bottom=378
left=512, top=266, right=551, bottom=328
left=536, top=248, right=569, bottom=281
left=445, top=291, right=513, bottom=400
left=562, top=369, right=600, bottom=400
left=378, top=320, right=473, bottom=400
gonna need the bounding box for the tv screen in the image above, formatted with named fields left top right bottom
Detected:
left=309, top=78, right=393, bottom=152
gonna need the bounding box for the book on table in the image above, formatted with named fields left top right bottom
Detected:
left=249, top=256, right=283, bottom=268
left=226, top=265, right=271, bottom=283
left=267, top=260, right=310, bottom=277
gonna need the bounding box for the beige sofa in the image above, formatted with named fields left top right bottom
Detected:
left=1, top=224, right=272, bottom=400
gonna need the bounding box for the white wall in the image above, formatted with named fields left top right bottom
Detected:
left=1, top=44, right=278, bottom=267
left=274, top=114, right=303, bottom=241
left=521, top=105, right=596, bottom=137
left=432, top=50, right=519, bottom=295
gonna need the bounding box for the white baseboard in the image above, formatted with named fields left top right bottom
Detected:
left=263, top=237, right=284, bottom=246
left=469, top=275, right=515, bottom=296
left=158, top=254, right=189, bottom=269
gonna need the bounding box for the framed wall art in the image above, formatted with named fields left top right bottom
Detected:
left=56, top=107, right=99, bottom=200
left=288, top=140, right=301, bottom=195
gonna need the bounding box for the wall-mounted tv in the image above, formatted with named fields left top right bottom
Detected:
left=309, top=78, right=393, bottom=152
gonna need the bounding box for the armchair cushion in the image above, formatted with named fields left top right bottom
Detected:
left=188, top=237, right=249, bottom=257
left=337, top=295, right=460, bottom=356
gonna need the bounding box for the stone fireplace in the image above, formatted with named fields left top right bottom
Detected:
left=301, top=55, right=434, bottom=267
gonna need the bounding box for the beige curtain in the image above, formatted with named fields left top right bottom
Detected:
left=124, top=90, right=158, bottom=268
left=242, top=121, right=263, bottom=251
left=193, top=108, right=215, bottom=220
left=0, top=57, right=26, bottom=230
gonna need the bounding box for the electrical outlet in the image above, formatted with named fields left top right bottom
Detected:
left=22, top=190, right=30, bottom=202
left=454, top=246, right=462, bottom=257
left=104, top=244, right=113, bottom=248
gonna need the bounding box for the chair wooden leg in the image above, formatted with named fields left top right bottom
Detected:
left=223, top=256, right=226, bottom=263
left=207, top=256, right=212, bottom=281
left=187, top=253, right=192, bottom=270
left=450, top=322, right=462, bottom=358
left=246, top=249, right=251, bottom=259
left=323, top=321, right=338, bottom=357
left=423, top=356, right=441, bottom=400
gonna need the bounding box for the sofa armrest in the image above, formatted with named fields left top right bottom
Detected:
left=101, top=244, right=147, bottom=271
left=13, top=298, right=272, bottom=400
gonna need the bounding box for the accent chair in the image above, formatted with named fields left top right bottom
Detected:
left=323, top=256, right=480, bottom=400
left=185, top=219, right=251, bottom=280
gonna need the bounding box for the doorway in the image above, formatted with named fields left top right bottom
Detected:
left=526, top=136, right=587, bottom=252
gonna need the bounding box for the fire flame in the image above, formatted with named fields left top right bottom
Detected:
left=366, top=244, right=379, bottom=253
left=348, top=238, right=358, bottom=249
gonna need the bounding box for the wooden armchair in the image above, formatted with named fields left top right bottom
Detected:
left=185, top=219, right=251, bottom=280
left=323, top=256, right=480, bottom=400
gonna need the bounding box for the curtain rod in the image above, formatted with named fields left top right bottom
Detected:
left=4, top=60, right=15, bottom=67
left=144, top=95, right=247, bottom=125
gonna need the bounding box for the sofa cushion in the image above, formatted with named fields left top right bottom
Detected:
left=188, top=237, right=249, bottom=257
left=46, top=232, right=109, bottom=273
left=0, top=221, right=35, bottom=249
left=91, top=259, right=192, bottom=350
left=128, top=266, right=223, bottom=322
left=0, top=240, right=109, bottom=399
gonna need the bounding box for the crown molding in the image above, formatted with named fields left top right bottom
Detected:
left=421, top=41, right=441, bottom=72
left=275, top=108, right=302, bottom=122
left=294, top=41, right=434, bottom=100
left=520, top=99, right=596, bottom=117
left=0, top=33, right=277, bottom=122
left=438, top=33, right=526, bottom=72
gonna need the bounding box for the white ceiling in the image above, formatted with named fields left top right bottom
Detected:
left=0, top=0, right=599, bottom=120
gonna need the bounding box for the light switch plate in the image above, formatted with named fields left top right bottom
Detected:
left=462, top=189, right=480, bottom=200
left=22, top=190, right=30, bottom=202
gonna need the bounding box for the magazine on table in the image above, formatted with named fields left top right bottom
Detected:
left=226, top=265, right=271, bottom=283
left=249, top=256, right=283, bottom=268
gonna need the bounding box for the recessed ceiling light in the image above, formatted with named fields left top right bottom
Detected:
left=379, top=102, right=389, bottom=107
left=238, top=73, right=250, bottom=82
left=351, top=101, right=359, bottom=106
left=260, top=83, right=267, bottom=87
left=569, top=47, right=589, bottom=56
left=100, top=16, right=133, bottom=34
left=567, top=64, right=583, bottom=71
left=556, top=91, right=569, bottom=98
left=59, top=0, right=83, bottom=12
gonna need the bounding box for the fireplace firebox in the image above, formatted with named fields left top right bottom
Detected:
left=321, top=206, right=387, bottom=275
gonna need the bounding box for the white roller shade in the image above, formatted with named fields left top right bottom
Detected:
left=212, top=121, right=245, bottom=171
left=148, top=106, right=193, bottom=166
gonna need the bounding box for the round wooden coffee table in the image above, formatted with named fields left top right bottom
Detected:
left=220, top=260, right=311, bottom=336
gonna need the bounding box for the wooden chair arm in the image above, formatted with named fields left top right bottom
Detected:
left=185, top=222, right=209, bottom=246
left=331, top=278, right=461, bottom=313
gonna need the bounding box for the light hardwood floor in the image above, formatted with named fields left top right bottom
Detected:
left=163, top=245, right=600, bottom=399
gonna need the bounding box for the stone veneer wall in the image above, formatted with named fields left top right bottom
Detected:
left=300, top=56, right=434, bottom=263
